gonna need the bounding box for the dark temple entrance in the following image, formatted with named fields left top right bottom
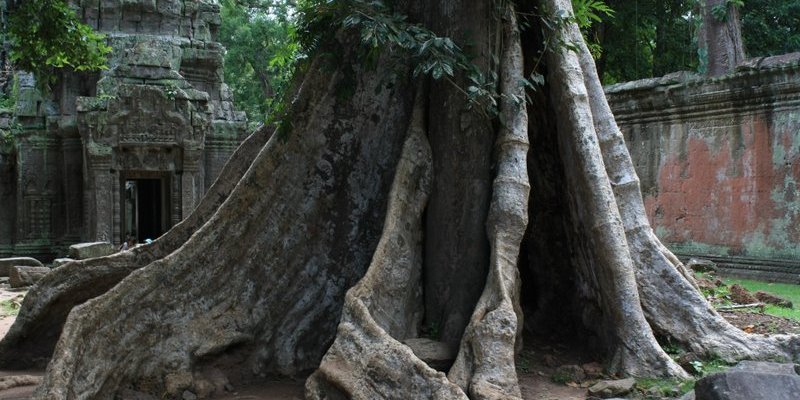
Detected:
left=122, top=173, right=172, bottom=244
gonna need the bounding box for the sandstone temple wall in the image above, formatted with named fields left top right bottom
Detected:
left=0, top=0, right=247, bottom=259
left=607, top=55, right=800, bottom=282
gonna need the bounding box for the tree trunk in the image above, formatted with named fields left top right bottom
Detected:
left=699, top=0, right=746, bottom=76
left=2, top=1, right=798, bottom=399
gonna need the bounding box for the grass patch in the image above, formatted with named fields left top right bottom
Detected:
left=721, top=277, right=800, bottom=321
left=636, top=377, right=695, bottom=397
left=0, top=298, right=20, bottom=317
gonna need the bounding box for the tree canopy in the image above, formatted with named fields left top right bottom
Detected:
left=219, top=0, right=300, bottom=128
left=596, top=0, right=800, bottom=83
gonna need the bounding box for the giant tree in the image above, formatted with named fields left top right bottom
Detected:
left=2, top=0, right=799, bottom=398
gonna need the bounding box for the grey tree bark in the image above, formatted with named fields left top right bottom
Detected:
left=1, top=1, right=797, bottom=399
left=699, top=0, right=746, bottom=76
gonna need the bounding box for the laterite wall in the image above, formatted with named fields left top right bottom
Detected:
left=606, top=55, right=800, bottom=282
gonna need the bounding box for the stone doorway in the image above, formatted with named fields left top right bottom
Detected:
left=121, top=173, right=172, bottom=244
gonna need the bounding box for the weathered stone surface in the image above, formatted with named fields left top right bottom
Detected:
left=0, top=0, right=246, bottom=258
left=687, top=258, right=717, bottom=273
left=402, top=338, right=456, bottom=371
left=588, top=377, right=636, bottom=398
left=68, top=242, right=115, bottom=260
left=165, top=372, right=193, bottom=396
left=51, top=258, right=76, bottom=268
left=693, top=361, right=800, bottom=400
left=0, top=257, right=42, bottom=277
left=582, top=361, right=604, bottom=379
left=0, top=375, right=42, bottom=390
left=9, top=266, right=50, bottom=288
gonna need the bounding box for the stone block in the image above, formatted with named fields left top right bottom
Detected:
left=52, top=258, right=76, bottom=268
left=0, top=257, right=43, bottom=277
left=588, top=377, right=636, bottom=398
left=402, top=338, right=455, bottom=371
left=68, top=242, right=115, bottom=260
left=687, top=258, right=716, bottom=272
left=694, top=361, right=800, bottom=400
left=9, top=266, right=50, bottom=288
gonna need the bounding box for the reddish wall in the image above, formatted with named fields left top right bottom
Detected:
left=607, top=60, right=800, bottom=277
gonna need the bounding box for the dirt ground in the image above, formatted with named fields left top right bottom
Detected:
left=1, top=284, right=799, bottom=400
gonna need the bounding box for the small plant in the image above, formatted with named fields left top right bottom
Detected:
left=551, top=370, right=572, bottom=384
left=164, top=82, right=180, bottom=100
left=515, top=348, right=536, bottom=373
left=689, top=360, right=705, bottom=375
left=636, top=377, right=695, bottom=398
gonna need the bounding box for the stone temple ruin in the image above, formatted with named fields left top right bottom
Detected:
left=0, top=0, right=247, bottom=259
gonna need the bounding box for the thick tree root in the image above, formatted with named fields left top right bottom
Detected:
left=32, top=53, right=417, bottom=399
left=545, top=0, right=687, bottom=379
left=305, top=93, right=467, bottom=399
left=0, top=127, right=270, bottom=369
left=448, top=8, right=528, bottom=399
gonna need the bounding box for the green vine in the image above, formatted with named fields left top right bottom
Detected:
left=297, top=0, right=509, bottom=116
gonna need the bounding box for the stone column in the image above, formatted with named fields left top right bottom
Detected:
left=181, top=148, right=204, bottom=217
left=61, top=135, right=83, bottom=243
left=14, top=132, right=60, bottom=257
left=85, top=155, right=114, bottom=243
left=0, top=146, right=15, bottom=258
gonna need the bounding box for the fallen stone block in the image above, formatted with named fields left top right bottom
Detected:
left=9, top=265, right=50, bottom=288
left=52, top=258, right=76, bottom=268
left=588, top=377, right=636, bottom=398
left=403, top=338, right=455, bottom=371
left=68, top=242, right=115, bottom=260
left=686, top=258, right=716, bottom=273
left=694, top=361, right=800, bottom=400
left=0, top=257, right=43, bottom=277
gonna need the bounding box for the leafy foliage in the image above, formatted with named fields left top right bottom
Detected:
left=571, top=0, right=614, bottom=57
left=740, top=0, right=800, bottom=57
left=298, top=0, right=502, bottom=114
left=597, top=0, right=698, bottom=84
left=597, top=0, right=800, bottom=82
left=219, top=0, right=301, bottom=128
left=710, top=0, right=744, bottom=22
left=7, top=0, right=111, bottom=89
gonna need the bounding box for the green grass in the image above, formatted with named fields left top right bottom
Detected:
left=636, top=377, right=695, bottom=397
left=0, top=299, right=20, bottom=317
left=721, top=277, right=800, bottom=321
